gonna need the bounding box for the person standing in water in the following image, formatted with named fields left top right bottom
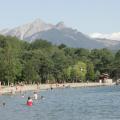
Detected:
left=33, top=92, right=38, bottom=100
left=27, top=97, right=33, bottom=106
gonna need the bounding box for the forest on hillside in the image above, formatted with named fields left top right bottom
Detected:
left=0, top=35, right=119, bottom=85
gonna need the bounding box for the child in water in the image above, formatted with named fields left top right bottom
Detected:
left=27, top=97, right=33, bottom=106
left=33, top=92, right=38, bottom=100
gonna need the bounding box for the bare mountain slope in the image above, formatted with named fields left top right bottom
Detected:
left=0, top=19, right=120, bottom=49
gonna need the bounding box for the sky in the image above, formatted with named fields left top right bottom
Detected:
left=0, top=0, right=120, bottom=34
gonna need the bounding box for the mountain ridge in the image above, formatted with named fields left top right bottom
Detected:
left=0, top=19, right=120, bottom=49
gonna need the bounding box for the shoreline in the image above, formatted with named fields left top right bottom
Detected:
left=0, top=82, right=115, bottom=94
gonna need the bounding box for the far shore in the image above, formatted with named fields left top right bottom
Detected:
left=0, top=82, right=116, bottom=95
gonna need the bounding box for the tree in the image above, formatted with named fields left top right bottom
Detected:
left=86, top=62, right=95, bottom=81
left=0, top=36, right=23, bottom=85
left=73, top=61, right=87, bottom=82
left=94, top=70, right=100, bottom=82
left=31, top=50, right=53, bottom=83
left=90, top=48, right=114, bottom=73
left=67, top=61, right=87, bottom=82
left=30, top=39, right=52, bottom=50
left=58, top=44, right=67, bottom=49
left=63, top=66, right=72, bottom=82
left=23, top=60, right=39, bottom=84
left=74, top=48, right=90, bottom=62
left=51, top=49, right=68, bottom=83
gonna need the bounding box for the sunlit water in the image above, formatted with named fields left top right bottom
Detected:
left=0, top=85, right=120, bottom=120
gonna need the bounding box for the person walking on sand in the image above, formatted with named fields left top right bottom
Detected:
left=11, top=83, right=15, bottom=95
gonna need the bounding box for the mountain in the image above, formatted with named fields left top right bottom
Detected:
left=0, top=19, right=120, bottom=49
left=0, top=19, right=54, bottom=40
left=89, top=32, right=120, bottom=41
left=0, top=28, right=9, bottom=34
left=109, top=42, right=120, bottom=50
left=26, top=27, right=107, bottom=48
left=95, top=38, right=120, bottom=47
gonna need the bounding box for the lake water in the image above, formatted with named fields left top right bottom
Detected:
left=0, top=86, right=120, bottom=120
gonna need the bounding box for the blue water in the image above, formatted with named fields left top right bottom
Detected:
left=0, top=86, right=120, bottom=120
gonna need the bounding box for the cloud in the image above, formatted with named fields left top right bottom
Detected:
left=89, top=32, right=120, bottom=41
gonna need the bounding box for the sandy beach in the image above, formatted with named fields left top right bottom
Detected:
left=0, top=82, right=115, bottom=94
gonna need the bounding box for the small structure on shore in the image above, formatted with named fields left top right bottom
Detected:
left=99, top=73, right=113, bottom=84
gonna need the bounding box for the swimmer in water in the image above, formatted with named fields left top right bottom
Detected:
left=40, top=96, right=45, bottom=100
left=21, top=94, right=25, bottom=98
left=2, top=102, right=5, bottom=107
left=51, top=87, right=53, bottom=90
left=27, top=97, right=33, bottom=106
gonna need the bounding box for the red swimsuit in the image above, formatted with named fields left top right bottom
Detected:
left=27, top=99, right=33, bottom=106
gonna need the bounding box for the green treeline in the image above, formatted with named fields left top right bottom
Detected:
left=0, top=35, right=119, bottom=85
